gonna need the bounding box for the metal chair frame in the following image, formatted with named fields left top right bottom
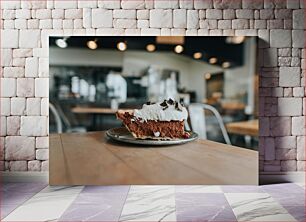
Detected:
left=189, top=103, right=231, bottom=145
left=49, top=102, right=63, bottom=133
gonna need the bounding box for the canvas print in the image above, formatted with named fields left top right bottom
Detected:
left=49, top=36, right=258, bottom=185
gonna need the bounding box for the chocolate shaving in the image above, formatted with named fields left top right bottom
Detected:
left=175, top=102, right=183, bottom=111
left=162, top=105, right=169, bottom=110
left=167, top=98, right=174, bottom=105
left=160, top=99, right=184, bottom=111
left=160, top=100, right=168, bottom=107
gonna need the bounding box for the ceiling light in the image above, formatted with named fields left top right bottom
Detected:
left=226, top=36, right=246, bottom=44
left=55, top=37, right=68, bottom=48
left=174, top=45, right=184, bottom=54
left=205, top=73, right=211, bottom=80
left=222, top=61, right=231, bottom=68
left=87, top=39, right=98, bottom=50
left=146, top=44, right=156, bottom=52
left=117, top=42, right=127, bottom=51
left=209, top=57, right=218, bottom=64
left=193, top=52, right=202, bottom=59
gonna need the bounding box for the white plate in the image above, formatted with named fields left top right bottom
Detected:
left=106, top=127, right=198, bottom=146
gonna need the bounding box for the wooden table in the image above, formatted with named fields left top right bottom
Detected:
left=226, top=119, right=259, bottom=137
left=50, top=131, right=258, bottom=185
left=71, top=107, right=131, bottom=114
left=71, top=107, right=131, bottom=130
left=221, top=102, right=246, bottom=111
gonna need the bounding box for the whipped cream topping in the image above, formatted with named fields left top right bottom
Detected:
left=134, top=100, right=188, bottom=122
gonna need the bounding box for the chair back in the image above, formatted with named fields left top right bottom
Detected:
left=188, top=104, right=207, bottom=139
left=49, top=102, right=63, bottom=133
left=188, top=103, right=231, bottom=145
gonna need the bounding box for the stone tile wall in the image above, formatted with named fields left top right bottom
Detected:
left=0, top=0, right=305, bottom=172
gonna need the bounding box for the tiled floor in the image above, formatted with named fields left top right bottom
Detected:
left=1, top=183, right=305, bottom=221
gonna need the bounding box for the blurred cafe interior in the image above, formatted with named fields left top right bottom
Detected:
left=49, top=36, right=258, bottom=150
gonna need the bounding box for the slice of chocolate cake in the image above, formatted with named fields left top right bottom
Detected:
left=116, top=99, right=189, bottom=140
